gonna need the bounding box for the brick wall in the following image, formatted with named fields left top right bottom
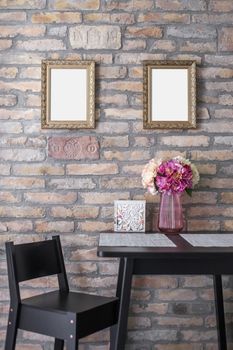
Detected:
left=1, top=0, right=233, bottom=349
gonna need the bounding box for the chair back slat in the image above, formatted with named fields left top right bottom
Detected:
left=13, top=239, right=61, bottom=282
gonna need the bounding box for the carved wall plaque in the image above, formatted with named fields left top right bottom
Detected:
left=48, top=136, right=99, bottom=160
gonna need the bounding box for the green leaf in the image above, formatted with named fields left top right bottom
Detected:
left=185, top=188, right=192, bottom=197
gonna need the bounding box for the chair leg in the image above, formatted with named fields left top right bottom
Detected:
left=5, top=307, right=18, bottom=350
left=54, top=339, right=64, bottom=350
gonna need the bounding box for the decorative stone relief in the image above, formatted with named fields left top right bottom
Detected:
left=48, top=136, right=99, bottom=160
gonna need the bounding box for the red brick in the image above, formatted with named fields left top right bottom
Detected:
left=0, top=220, right=33, bottom=232
left=209, top=0, right=233, bottom=12
left=82, top=53, right=112, bottom=64
left=221, top=192, right=233, bottom=204
left=98, top=261, right=118, bottom=275
left=60, top=235, right=97, bottom=249
left=191, top=150, right=233, bottom=161
left=103, top=0, right=153, bottom=10
left=0, top=94, right=17, bottom=107
left=187, top=220, right=220, bottom=231
left=67, top=163, right=118, bottom=175
left=181, top=330, right=217, bottom=342
left=81, top=192, right=129, bottom=204
left=48, top=136, right=99, bottom=160
left=48, top=178, right=96, bottom=190
left=115, top=53, right=165, bottom=64
left=0, top=164, right=10, bottom=175
left=0, top=206, right=45, bottom=218
left=131, top=303, right=168, bottom=315
left=97, top=66, right=127, bottom=79
left=0, top=39, right=12, bottom=50
left=123, top=39, right=146, bottom=50
left=79, top=221, right=113, bottom=232
left=0, top=191, right=21, bottom=203
left=25, top=94, right=41, bottom=107
left=0, top=177, right=45, bottom=189
left=0, top=25, right=45, bottom=37
left=100, top=177, right=142, bottom=189
left=159, top=135, right=209, bottom=147
left=219, top=94, right=233, bottom=106
left=31, top=12, right=81, bottom=23
left=104, top=108, right=142, bottom=119
left=0, top=67, right=18, bottom=79
left=0, top=0, right=46, bottom=8
left=101, top=136, right=129, bottom=148
left=155, top=316, right=203, bottom=327
left=24, top=192, right=77, bottom=204
left=19, top=67, right=41, bottom=79
left=50, top=206, right=99, bottom=219
left=71, top=276, right=117, bottom=289
left=205, top=54, right=233, bottom=66
left=35, top=220, right=74, bottom=233
left=128, top=316, right=151, bottom=329
left=126, top=26, right=163, bottom=38
left=0, top=11, right=26, bottom=21
left=96, top=122, right=129, bottom=134
left=104, top=150, right=150, bottom=161
left=0, top=149, right=45, bottom=161
left=49, top=0, right=100, bottom=10
left=101, top=80, right=142, bottom=92
left=180, top=41, right=216, bottom=52
left=13, top=164, right=64, bottom=176
left=97, top=93, right=127, bottom=106
left=158, top=289, right=197, bottom=301
left=155, top=345, right=202, bottom=350
left=151, top=40, right=176, bottom=52
left=223, top=221, right=233, bottom=231
left=16, top=39, right=65, bottom=51
left=181, top=276, right=213, bottom=288
left=198, top=67, right=233, bottom=79
left=84, top=12, right=135, bottom=24
left=0, top=108, right=39, bottom=120
left=138, top=12, right=190, bottom=23
left=214, top=109, right=233, bottom=118
left=133, top=276, right=177, bottom=289
left=131, top=290, right=151, bottom=301
left=156, top=0, right=206, bottom=10
left=0, top=80, right=40, bottom=92
left=66, top=262, right=97, bottom=274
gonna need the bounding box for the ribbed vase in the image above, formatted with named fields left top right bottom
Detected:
left=158, top=192, right=183, bottom=233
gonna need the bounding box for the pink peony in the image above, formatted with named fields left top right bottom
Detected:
left=142, top=156, right=199, bottom=196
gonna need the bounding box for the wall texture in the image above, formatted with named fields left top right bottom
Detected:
left=1, top=0, right=233, bottom=349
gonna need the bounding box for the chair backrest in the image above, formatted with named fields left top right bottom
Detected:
left=5, top=236, right=69, bottom=303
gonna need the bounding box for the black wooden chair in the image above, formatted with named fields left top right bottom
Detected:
left=5, top=235, right=119, bottom=350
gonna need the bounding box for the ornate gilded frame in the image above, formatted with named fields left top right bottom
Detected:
left=143, top=60, right=196, bottom=129
left=41, top=60, right=95, bottom=129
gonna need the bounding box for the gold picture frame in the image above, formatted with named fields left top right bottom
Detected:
left=41, top=60, right=95, bottom=129
left=143, top=60, right=196, bottom=129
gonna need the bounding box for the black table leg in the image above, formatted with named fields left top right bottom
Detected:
left=213, top=275, right=227, bottom=350
left=110, top=258, right=134, bottom=350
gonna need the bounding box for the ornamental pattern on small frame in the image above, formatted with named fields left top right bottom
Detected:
left=114, top=200, right=146, bottom=232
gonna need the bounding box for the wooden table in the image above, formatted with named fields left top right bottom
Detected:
left=97, top=233, right=233, bottom=350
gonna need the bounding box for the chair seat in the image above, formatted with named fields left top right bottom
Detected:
left=22, top=290, right=118, bottom=314
left=19, top=290, right=119, bottom=339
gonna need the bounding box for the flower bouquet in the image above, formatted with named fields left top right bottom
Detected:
left=142, top=156, right=199, bottom=233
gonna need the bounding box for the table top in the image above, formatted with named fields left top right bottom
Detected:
left=97, top=233, right=233, bottom=258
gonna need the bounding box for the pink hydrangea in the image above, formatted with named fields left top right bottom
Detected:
left=142, top=156, right=199, bottom=196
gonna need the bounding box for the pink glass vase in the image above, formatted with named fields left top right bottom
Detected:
left=158, top=192, right=183, bottom=233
